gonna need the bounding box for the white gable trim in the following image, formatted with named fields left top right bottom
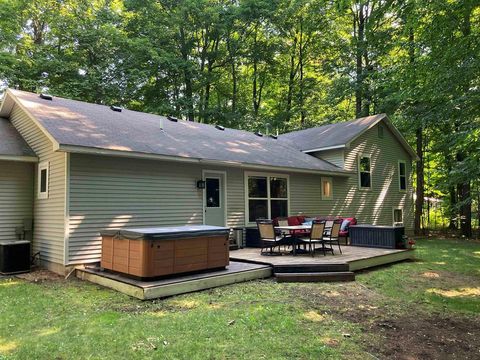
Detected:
left=303, top=144, right=346, bottom=153
left=1, top=89, right=61, bottom=151
left=344, top=114, right=419, bottom=161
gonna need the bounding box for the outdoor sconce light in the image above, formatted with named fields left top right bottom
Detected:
left=196, top=180, right=206, bottom=189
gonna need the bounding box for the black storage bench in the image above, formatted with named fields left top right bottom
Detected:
left=350, top=225, right=405, bottom=249
left=245, top=227, right=262, bottom=248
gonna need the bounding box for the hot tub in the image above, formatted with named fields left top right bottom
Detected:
left=101, top=225, right=230, bottom=278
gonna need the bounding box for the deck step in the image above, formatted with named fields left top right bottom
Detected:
left=273, top=263, right=349, bottom=273
left=275, top=271, right=355, bottom=283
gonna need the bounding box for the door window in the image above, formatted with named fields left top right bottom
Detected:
left=206, top=178, right=220, bottom=208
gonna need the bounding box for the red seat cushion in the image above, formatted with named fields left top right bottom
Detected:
left=287, top=216, right=301, bottom=226
left=287, top=216, right=309, bottom=235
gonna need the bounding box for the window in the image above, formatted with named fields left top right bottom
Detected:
left=206, top=178, right=220, bottom=207
left=246, top=173, right=288, bottom=223
left=38, top=161, right=49, bottom=199
left=321, top=177, right=333, bottom=200
left=393, top=208, right=403, bottom=226
left=398, top=160, right=407, bottom=191
left=378, top=125, right=384, bottom=138
left=358, top=155, right=372, bottom=189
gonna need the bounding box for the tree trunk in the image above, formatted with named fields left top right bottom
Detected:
left=285, top=35, right=298, bottom=122
left=299, top=20, right=306, bottom=126
left=414, top=126, right=424, bottom=235
left=354, top=3, right=365, bottom=118
left=457, top=152, right=473, bottom=238
left=226, top=36, right=237, bottom=114
left=179, top=24, right=195, bottom=121
left=456, top=3, right=473, bottom=237
left=448, top=186, right=458, bottom=229
left=231, top=60, right=237, bottom=114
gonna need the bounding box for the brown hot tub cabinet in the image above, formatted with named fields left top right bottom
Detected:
left=101, top=225, right=230, bottom=278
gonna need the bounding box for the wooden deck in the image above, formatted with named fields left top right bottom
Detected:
left=76, top=261, right=272, bottom=300
left=230, top=246, right=414, bottom=272
left=76, top=247, right=414, bottom=299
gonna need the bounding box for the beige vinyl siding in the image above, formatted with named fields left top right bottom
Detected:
left=312, top=149, right=345, bottom=168
left=67, top=120, right=414, bottom=264
left=0, top=161, right=34, bottom=241
left=68, top=154, right=246, bottom=264
left=290, top=123, right=414, bottom=232
left=343, top=123, right=414, bottom=232
left=295, top=123, right=414, bottom=232
left=9, top=105, right=66, bottom=264
left=224, top=167, right=245, bottom=228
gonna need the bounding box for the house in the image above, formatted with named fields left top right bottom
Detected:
left=0, top=89, right=417, bottom=275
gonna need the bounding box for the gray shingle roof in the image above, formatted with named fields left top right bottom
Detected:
left=0, top=117, right=36, bottom=158
left=278, top=114, right=387, bottom=152
left=8, top=90, right=348, bottom=174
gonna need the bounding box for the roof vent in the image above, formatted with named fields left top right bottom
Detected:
left=39, top=93, right=53, bottom=101
left=167, top=115, right=178, bottom=122
left=269, top=134, right=278, bottom=139
left=110, top=105, right=122, bottom=112
left=255, top=131, right=263, bottom=137
left=215, top=124, right=225, bottom=131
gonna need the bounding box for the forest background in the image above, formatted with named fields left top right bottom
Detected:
left=0, top=0, right=478, bottom=236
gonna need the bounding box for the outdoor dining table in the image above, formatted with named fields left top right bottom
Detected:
left=275, top=225, right=311, bottom=255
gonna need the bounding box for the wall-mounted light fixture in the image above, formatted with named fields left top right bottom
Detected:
left=196, top=180, right=206, bottom=189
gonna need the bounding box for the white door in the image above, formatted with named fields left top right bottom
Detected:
left=204, top=172, right=226, bottom=227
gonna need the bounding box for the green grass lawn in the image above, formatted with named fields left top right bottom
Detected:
left=1, top=238, right=479, bottom=360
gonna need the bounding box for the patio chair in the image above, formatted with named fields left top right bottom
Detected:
left=276, top=218, right=290, bottom=252
left=256, top=219, right=291, bottom=256
left=322, top=219, right=343, bottom=254
left=308, top=220, right=332, bottom=257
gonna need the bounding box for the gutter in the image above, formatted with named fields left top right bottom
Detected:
left=302, top=144, right=346, bottom=153
left=57, top=144, right=353, bottom=177
left=0, top=155, right=38, bottom=163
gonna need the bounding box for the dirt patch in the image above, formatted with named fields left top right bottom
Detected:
left=369, top=313, right=480, bottom=360
left=15, top=269, right=65, bottom=283
left=292, top=283, right=480, bottom=359
left=421, top=271, right=440, bottom=278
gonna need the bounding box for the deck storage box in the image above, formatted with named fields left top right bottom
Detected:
left=101, top=225, right=230, bottom=278
left=0, top=240, right=31, bottom=275
left=245, top=227, right=262, bottom=248
left=350, top=225, right=405, bottom=249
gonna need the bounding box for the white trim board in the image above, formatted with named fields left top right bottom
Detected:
left=0, top=155, right=38, bottom=163
left=57, top=144, right=352, bottom=177
left=244, top=171, right=291, bottom=226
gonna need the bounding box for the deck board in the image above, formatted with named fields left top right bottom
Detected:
left=230, top=246, right=414, bottom=271
left=76, top=261, right=272, bottom=300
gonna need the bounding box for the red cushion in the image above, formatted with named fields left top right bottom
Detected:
left=287, top=216, right=301, bottom=226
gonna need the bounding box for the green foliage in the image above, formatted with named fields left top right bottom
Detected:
left=0, top=0, right=478, bottom=228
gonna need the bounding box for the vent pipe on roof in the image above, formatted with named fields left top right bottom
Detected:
left=39, top=93, right=53, bottom=101
left=159, top=117, right=164, bottom=131
left=110, top=105, right=122, bottom=112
